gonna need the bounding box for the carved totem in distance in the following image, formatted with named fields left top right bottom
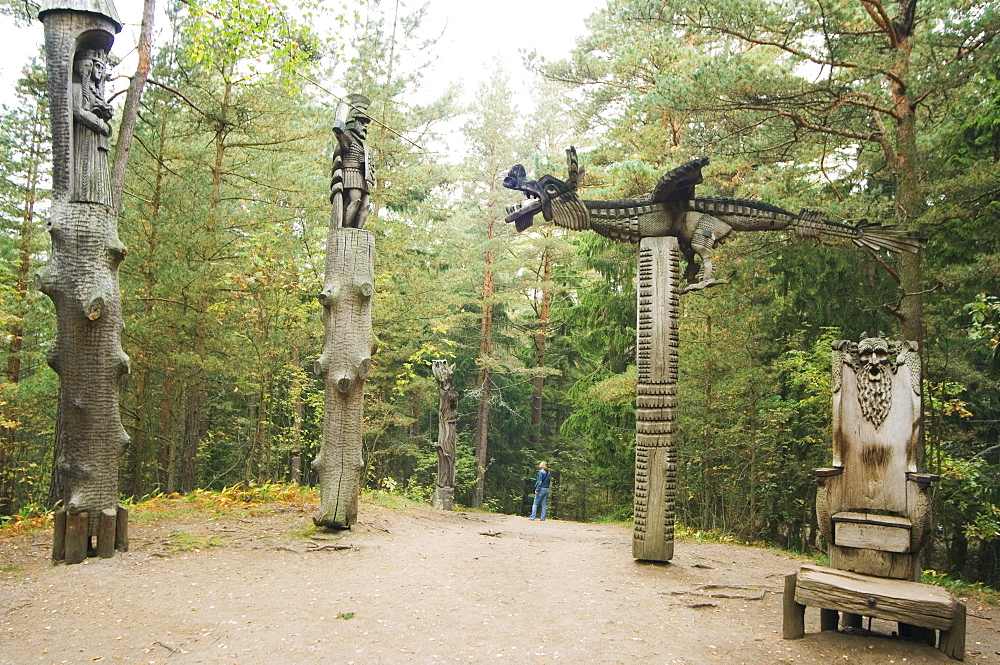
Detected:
left=431, top=360, right=459, bottom=510
left=503, top=148, right=924, bottom=562
left=313, top=93, right=377, bottom=529
left=37, top=0, right=130, bottom=564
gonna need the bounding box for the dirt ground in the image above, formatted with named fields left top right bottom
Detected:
left=1, top=497, right=997, bottom=665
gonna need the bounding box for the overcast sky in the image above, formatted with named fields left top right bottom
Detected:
left=0, top=0, right=607, bottom=109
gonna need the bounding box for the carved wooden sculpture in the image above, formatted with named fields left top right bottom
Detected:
left=313, top=95, right=376, bottom=528
left=331, top=93, right=375, bottom=229
left=503, top=149, right=923, bottom=562
left=38, top=0, right=130, bottom=563
left=431, top=360, right=459, bottom=510
left=818, top=335, right=934, bottom=580
left=504, top=148, right=921, bottom=293
left=784, top=335, right=964, bottom=660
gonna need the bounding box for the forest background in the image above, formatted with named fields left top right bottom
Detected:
left=0, top=0, right=997, bottom=587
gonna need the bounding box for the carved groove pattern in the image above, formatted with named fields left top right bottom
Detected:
left=632, top=238, right=680, bottom=560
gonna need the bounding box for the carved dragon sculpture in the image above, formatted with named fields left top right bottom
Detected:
left=504, top=148, right=923, bottom=292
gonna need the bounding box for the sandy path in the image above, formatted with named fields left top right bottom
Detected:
left=1, top=499, right=997, bottom=664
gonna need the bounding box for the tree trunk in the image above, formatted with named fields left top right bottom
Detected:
left=530, top=241, right=553, bottom=446
left=0, top=102, right=45, bottom=516
left=473, top=222, right=497, bottom=509
left=40, top=201, right=130, bottom=533
left=313, top=228, right=374, bottom=528
left=110, top=0, right=155, bottom=211
left=290, top=346, right=303, bottom=485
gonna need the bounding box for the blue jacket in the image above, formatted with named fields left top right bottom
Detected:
left=535, top=469, right=551, bottom=492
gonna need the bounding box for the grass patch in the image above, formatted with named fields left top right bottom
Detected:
left=129, top=483, right=320, bottom=524
left=0, top=563, right=22, bottom=577
left=923, top=570, right=1000, bottom=605
left=160, top=530, right=225, bottom=554
left=290, top=523, right=321, bottom=539
left=361, top=489, right=428, bottom=511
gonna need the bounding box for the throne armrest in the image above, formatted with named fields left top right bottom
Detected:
left=813, top=467, right=844, bottom=478
left=906, top=472, right=940, bottom=487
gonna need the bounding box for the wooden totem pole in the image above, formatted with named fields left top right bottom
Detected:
left=37, top=0, right=130, bottom=563
left=313, top=94, right=376, bottom=528
left=431, top=360, right=459, bottom=510
left=503, top=148, right=921, bottom=562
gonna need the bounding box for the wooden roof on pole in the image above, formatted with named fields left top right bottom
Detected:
left=37, top=0, right=122, bottom=33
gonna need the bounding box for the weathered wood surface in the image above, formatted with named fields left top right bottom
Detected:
left=787, top=565, right=966, bottom=660
left=783, top=574, right=805, bottom=639
left=52, top=509, right=67, bottom=562
left=831, top=358, right=919, bottom=513
left=313, top=228, right=374, bottom=528
left=115, top=505, right=129, bottom=551
left=432, top=360, right=458, bottom=511
left=65, top=510, right=89, bottom=564
left=939, top=602, right=967, bottom=661
left=818, top=338, right=929, bottom=579
left=39, top=2, right=129, bottom=561
left=833, top=512, right=912, bottom=553
left=794, top=565, right=958, bottom=630
left=632, top=237, right=679, bottom=561
left=97, top=507, right=116, bottom=558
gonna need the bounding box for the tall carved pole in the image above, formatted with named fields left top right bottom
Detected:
left=633, top=238, right=680, bottom=561
left=313, top=94, right=375, bottom=528
left=431, top=360, right=458, bottom=510
left=38, top=1, right=130, bottom=563
left=503, top=148, right=921, bottom=563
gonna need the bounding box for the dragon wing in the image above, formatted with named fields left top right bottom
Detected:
left=650, top=157, right=709, bottom=204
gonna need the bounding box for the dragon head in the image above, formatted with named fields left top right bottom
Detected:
left=503, top=147, right=585, bottom=232
left=503, top=166, right=575, bottom=231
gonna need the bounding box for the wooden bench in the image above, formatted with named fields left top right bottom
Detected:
left=783, top=565, right=966, bottom=661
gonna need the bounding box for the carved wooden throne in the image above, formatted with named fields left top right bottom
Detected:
left=818, top=336, right=933, bottom=580
left=783, top=335, right=966, bottom=660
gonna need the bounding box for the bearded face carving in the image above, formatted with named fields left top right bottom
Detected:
left=854, top=336, right=894, bottom=428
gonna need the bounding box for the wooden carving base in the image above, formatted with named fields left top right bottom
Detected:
left=52, top=505, right=129, bottom=564
left=783, top=565, right=965, bottom=661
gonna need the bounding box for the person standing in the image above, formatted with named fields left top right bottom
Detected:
left=529, top=461, right=551, bottom=521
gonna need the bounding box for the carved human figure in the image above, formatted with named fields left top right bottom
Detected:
left=331, top=93, right=375, bottom=229
left=71, top=48, right=113, bottom=205
left=432, top=360, right=458, bottom=491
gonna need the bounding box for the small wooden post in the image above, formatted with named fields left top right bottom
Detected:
left=97, top=507, right=116, bottom=557
left=115, top=505, right=129, bottom=551
left=843, top=612, right=863, bottom=628
left=65, top=510, right=89, bottom=564
left=632, top=237, right=680, bottom=561
left=783, top=573, right=805, bottom=639
left=938, top=601, right=966, bottom=661
left=820, top=608, right=840, bottom=631
left=52, top=509, right=67, bottom=562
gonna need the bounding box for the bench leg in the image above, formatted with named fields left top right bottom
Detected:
left=843, top=612, right=863, bottom=629
left=783, top=573, right=805, bottom=639
left=820, top=608, right=840, bottom=631
left=899, top=623, right=936, bottom=646
left=938, top=600, right=966, bottom=661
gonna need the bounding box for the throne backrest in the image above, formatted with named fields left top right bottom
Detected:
left=816, top=335, right=935, bottom=580
left=830, top=336, right=921, bottom=513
